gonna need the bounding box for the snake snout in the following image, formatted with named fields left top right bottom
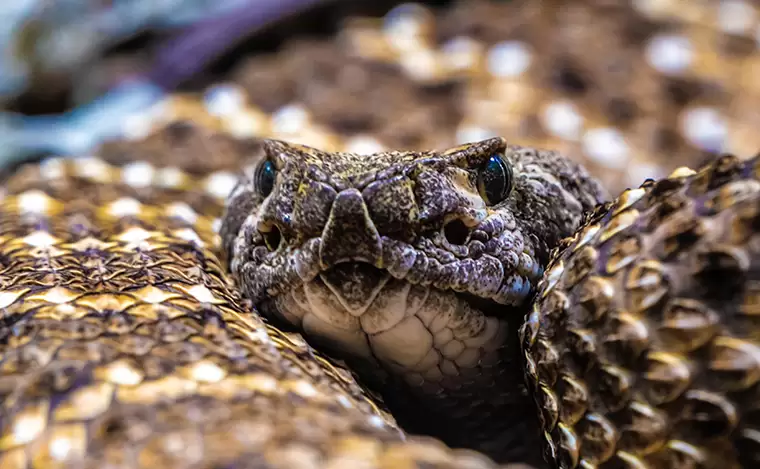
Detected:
left=319, top=189, right=383, bottom=269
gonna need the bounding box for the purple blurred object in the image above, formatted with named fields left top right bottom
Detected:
left=0, top=0, right=333, bottom=165
left=149, top=0, right=329, bottom=90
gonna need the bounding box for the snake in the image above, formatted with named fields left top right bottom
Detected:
left=2, top=1, right=760, bottom=469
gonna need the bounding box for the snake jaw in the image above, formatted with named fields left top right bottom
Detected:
left=259, top=260, right=514, bottom=385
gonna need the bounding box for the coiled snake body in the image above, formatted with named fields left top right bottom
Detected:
left=3, top=2, right=760, bottom=469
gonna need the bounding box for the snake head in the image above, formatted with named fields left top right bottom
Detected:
left=220, top=136, right=607, bottom=460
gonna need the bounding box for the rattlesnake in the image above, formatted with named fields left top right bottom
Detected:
left=1, top=2, right=759, bottom=469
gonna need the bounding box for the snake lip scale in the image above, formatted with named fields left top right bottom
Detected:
left=221, top=135, right=608, bottom=463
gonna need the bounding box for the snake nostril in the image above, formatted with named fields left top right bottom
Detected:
left=443, top=219, right=470, bottom=245
left=261, top=226, right=282, bottom=251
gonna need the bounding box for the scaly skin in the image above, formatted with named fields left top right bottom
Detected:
left=5, top=2, right=760, bottom=468
left=4, top=61, right=760, bottom=469
left=222, top=136, right=607, bottom=464
left=523, top=154, right=760, bottom=468
left=0, top=117, right=526, bottom=469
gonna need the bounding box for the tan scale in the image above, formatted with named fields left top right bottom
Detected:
left=523, top=155, right=760, bottom=468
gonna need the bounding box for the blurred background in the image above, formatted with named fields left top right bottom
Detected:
left=1, top=0, right=758, bottom=194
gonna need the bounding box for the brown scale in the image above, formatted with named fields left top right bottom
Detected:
left=0, top=120, right=520, bottom=469
left=440, top=1, right=737, bottom=193
left=98, top=121, right=261, bottom=175
left=522, top=156, right=760, bottom=469
left=236, top=39, right=465, bottom=151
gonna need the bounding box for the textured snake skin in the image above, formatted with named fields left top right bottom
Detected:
left=0, top=120, right=517, bottom=469
left=523, top=155, right=760, bottom=468
left=3, top=1, right=760, bottom=469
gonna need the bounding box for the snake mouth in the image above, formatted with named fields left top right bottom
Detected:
left=258, top=260, right=527, bottom=386
left=315, top=262, right=518, bottom=319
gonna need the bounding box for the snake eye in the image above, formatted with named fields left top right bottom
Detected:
left=255, top=160, right=276, bottom=197
left=477, top=153, right=514, bottom=205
